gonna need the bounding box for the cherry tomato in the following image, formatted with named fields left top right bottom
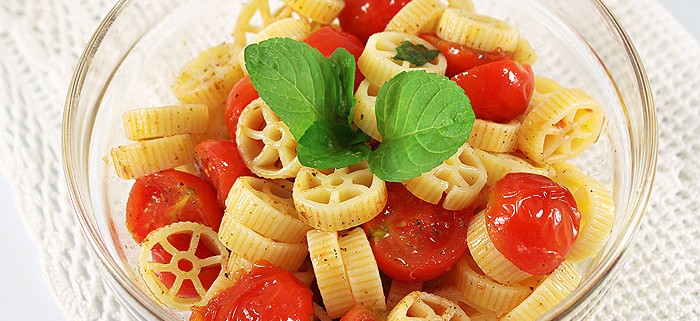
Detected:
left=338, top=0, right=413, bottom=43
left=126, top=169, right=223, bottom=243
left=362, top=183, right=470, bottom=282
left=305, top=26, right=366, bottom=89
left=190, top=263, right=314, bottom=321
left=341, top=305, right=386, bottom=321
left=452, top=60, right=534, bottom=123
left=194, top=139, right=253, bottom=207
left=225, top=76, right=259, bottom=139
left=420, top=34, right=514, bottom=78
left=485, top=173, right=581, bottom=275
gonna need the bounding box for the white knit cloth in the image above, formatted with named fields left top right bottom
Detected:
left=0, top=0, right=698, bottom=320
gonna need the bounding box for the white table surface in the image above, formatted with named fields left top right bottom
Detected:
left=0, top=1, right=697, bottom=320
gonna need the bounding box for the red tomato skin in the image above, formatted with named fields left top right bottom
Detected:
left=225, top=76, right=259, bottom=139
left=419, top=34, right=514, bottom=78
left=363, top=183, right=470, bottom=283
left=485, top=173, right=581, bottom=275
left=452, top=60, right=535, bottom=123
left=194, top=139, right=253, bottom=207
left=305, top=26, right=366, bottom=89
left=126, top=169, right=224, bottom=243
left=338, top=0, right=413, bottom=43
left=341, top=305, right=387, bottom=321
left=190, top=263, right=314, bottom=321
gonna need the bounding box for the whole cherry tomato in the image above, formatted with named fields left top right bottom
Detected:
left=225, top=76, right=259, bottom=139
left=420, top=33, right=514, bottom=78
left=485, top=173, right=581, bottom=275
left=338, top=0, right=413, bottom=43
left=452, top=60, right=535, bottom=123
left=305, top=26, right=366, bottom=88
left=194, top=139, right=253, bottom=206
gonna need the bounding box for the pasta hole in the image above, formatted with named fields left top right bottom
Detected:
left=328, top=176, right=344, bottom=187
left=177, top=259, right=194, bottom=272
left=338, top=188, right=361, bottom=202
left=266, top=127, right=284, bottom=142
left=305, top=189, right=331, bottom=204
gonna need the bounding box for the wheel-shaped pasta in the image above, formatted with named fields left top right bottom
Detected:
left=403, top=144, right=487, bottom=210
left=467, top=119, right=520, bottom=153
left=293, top=163, right=388, bottom=231
left=473, top=149, right=551, bottom=186
left=111, top=134, right=196, bottom=179
left=225, top=252, right=254, bottom=282
left=385, top=0, right=446, bottom=35
left=387, top=280, right=424, bottom=310
left=238, top=17, right=313, bottom=74
left=447, top=0, right=475, bottom=11
left=501, top=261, right=582, bottom=321
left=353, top=79, right=382, bottom=141
left=282, top=0, right=344, bottom=24
left=236, top=98, right=302, bottom=179
left=513, top=37, right=538, bottom=66
left=359, top=31, right=447, bottom=87
left=223, top=176, right=310, bottom=243
left=123, top=104, right=209, bottom=140
left=553, top=163, right=615, bottom=262
left=518, top=88, right=605, bottom=164
left=429, top=285, right=499, bottom=321
left=387, top=291, right=470, bottom=321
left=233, top=0, right=294, bottom=47
left=138, top=222, right=229, bottom=310
left=338, top=228, right=386, bottom=311
left=437, top=9, right=519, bottom=52
left=467, top=211, right=533, bottom=284
left=307, top=230, right=354, bottom=319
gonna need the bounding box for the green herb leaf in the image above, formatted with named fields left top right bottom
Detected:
left=329, top=49, right=357, bottom=126
left=297, top=121, right=371, bottom=169
left=368, top=71, right=474, bottom=182
left=393, top=41, right=441, bottom=67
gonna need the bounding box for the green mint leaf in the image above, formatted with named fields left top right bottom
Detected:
left=369, top=71, right=474, bottom=182
left=329, top=48, right=357, bottom=127
left=393, top=41, right=441, bottom=67
left=297, top=121, right=371, bottom=169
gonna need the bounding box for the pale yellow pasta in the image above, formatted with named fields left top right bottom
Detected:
left=293, top=163, right=387, bottom=231
left=501, top=261, right=582, bottom=321
left=467, top=119, right=520, bottom=153
left=353, top=79, right=382, bottom=141
left=518, top=88, right=605, bottom=164
left=174, top=163, right=198, bottom=175
left=385, top=0, right=446, bottom=34
left=139, top=222, right=228, bottom=310
left=223, top=176, right=310, bottom=243
left=338, top=228, right=386, bottom=311
left=313, top=302, right=334, bottom=321
left=553, top=163, right=615, bottom=262
left=233, top=0, right=294, bottom=47
left=283, top=0, right=344, bottom=24
left=123, top=104, right=208, bottom=140
left=359, top=31, right=447, bottom=87
left=307, top=230, right=355, bottom=318
left=239, top=17, right=313, bottom=74
left=437, top=9, right=519, bottom=52
left=513, top=37, right=538, bottom=66
left=447, top=0, right=475, bottom=11
left=201, top=274, right=236, bottom=304
left=467, top=211, right=533, bottom=284
left=429, top=285, right=499, bottom=321
left=111, top=134, right=195, bottom=179
left=236, top=98, right=302, bottom=179
left=472, top=149, right=551, bottom=186
left=387, top=291, right=470, bottom=321
left=217, top=220, right=307, bottom=271
left=387, top=280, right=424, bottom=310
left=225, top=252, right=254, bottom=281
left=403, top=144, right=487, bottom=210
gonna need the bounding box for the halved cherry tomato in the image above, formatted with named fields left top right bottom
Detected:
left=341, top=305, right=387, bottom=321
left=362, top=183, right=470, bottom=283
left=452, top=60, right=535, bottom=123
left=485, top=173, right=581, bottom=275
left=225, top=76, right=259, bottom=139
left=338, top=0, right=413, bottom=43
left=126, top=169, right=223, bottom=243
left=419, top=33, right=514, bottom=78
left=190, top=263, right=314, bottom=321
left=194, top=139, right=253, bottom=207
left=305, top=26, right=366, bottom=89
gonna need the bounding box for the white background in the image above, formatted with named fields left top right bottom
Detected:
left=0, top=0, right=697, bottom=320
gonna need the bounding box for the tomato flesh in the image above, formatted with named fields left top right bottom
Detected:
left=190, top=263, right=314, bottom=321
left=341, top=305, right=387, bottom=321
left=420, top=34, right=514, bottom=78
left=363, top=183, right=470, bottom=282
left=452, top=60, right=534, bottom=123
left=194, top=139, right=253, bottom=207
left=305, top=26, right=366, bottom=89
left=225, top=76, right=259, bottom=139
left=126, top=169, right=223, bottom=243
left=485, top=173, right=581, bottom=275
left=338, top=0, right=413, bottom=43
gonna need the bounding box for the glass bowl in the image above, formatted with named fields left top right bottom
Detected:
left=62, top=0, right=657, bottom=320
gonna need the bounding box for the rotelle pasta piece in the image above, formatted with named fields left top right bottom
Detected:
left=467, top=119, right=520, bottom=153
left=429, top=285, right=499, bottom=321
left=518, top=88, right=605, bottom=164
left=403, top=144, right=487, bottom=210
left=111, top=134, right=196, bottom=179
left=473, top=149, right=551, bottom=186
left=223, top=176, right=310, bottom=243
left=353, top=79, right=382, bottom=141
left=385, top=0, right=446, bottom=35
left=282, top=0, right=345, bottom=25
left=437, top=9, right=520, bottom=52
left=387, top=291, right=470, bottom=321
left=338, top=228, right=386, bottom=311
left=238, top=17, right=313, bottom=74
left=359, top=31, right=447, bottom=87
left=447, top=0, right=476, bottom=11
left=138, top=222, right=229, bottom=310
left=307, top=230, right=355, bottom=319
left=293, top=162, right=387, bottom=231
left=123, top=104, right=209, bottom=140
left=513, top=37, right=538, bottom=66
left=233, top=0, right=294, bottom=47
left=386, top=280, right=424, bottom=310
left=224, top=252, right=254, bottom=282
left=236, top=98, right=302, bottom=179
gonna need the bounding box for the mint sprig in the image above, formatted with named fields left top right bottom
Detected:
left=393, top=41, right=441, bottom=67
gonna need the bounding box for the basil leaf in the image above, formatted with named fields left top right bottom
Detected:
left=393, top=41, right=441, bottom=67
left=329, top=48, right=357, bottom=127
left=369, top=71, right=474, bottom=182
left=298, top=121, right=371, bottom=169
